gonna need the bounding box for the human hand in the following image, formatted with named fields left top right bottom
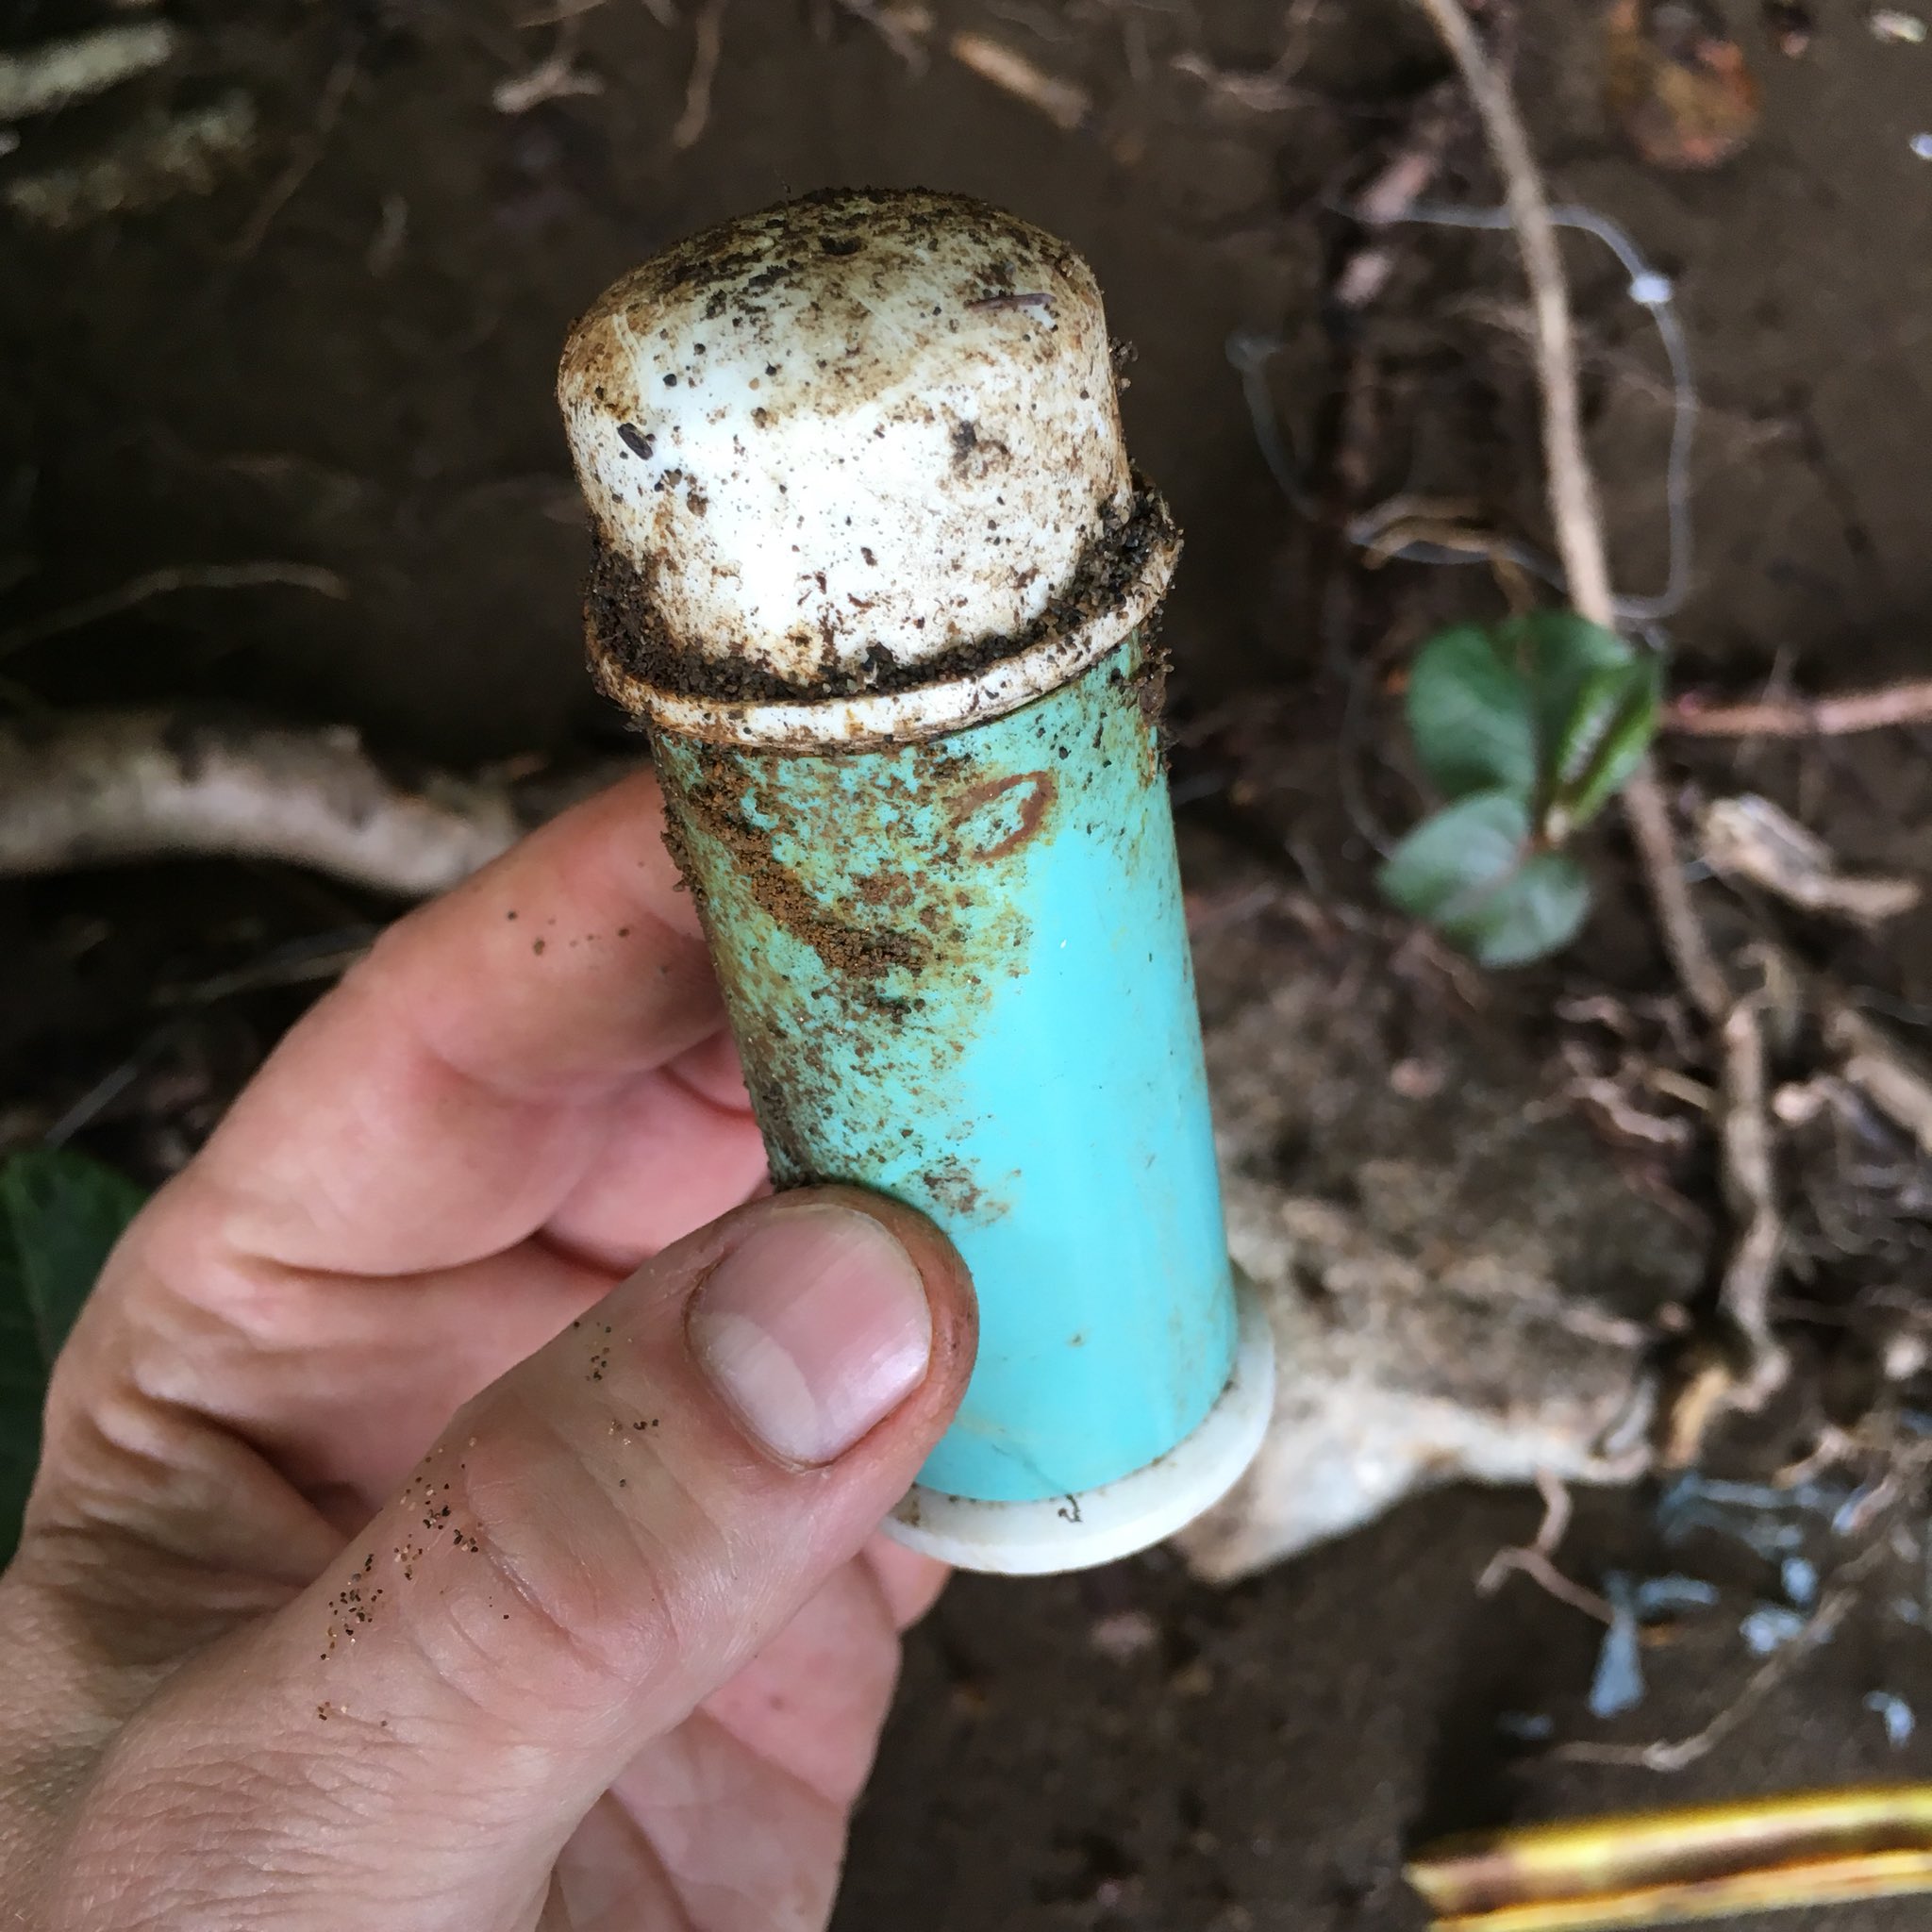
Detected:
left=0, top=773, right=976, bottom=1930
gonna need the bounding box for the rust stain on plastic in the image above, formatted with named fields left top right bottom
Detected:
left=951, top=770, right=1057, bottom=861
left=664, top=744, right=936, bottom=985
left=652, top=631, right=1162, bottom=1234
left=656, top=724, right=1041, bottom=1203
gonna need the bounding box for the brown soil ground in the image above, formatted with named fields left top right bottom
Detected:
left=6, top=0, right=1932, bottom=1925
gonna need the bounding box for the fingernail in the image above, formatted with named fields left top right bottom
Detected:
left=689, top=1204, right=932, bottom=1466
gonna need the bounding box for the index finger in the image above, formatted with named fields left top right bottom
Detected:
left=192, top=772, right=737, bottom=1275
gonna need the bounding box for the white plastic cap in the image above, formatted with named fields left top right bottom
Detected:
left=558, top=189, right=1176, bottom=748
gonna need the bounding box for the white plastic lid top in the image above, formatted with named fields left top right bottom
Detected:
left=558, top=189, right=1176, bottom=748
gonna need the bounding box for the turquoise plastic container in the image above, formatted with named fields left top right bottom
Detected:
left=559, top=187, right=1274, bottom=1573
left=658, top=634, right=1239, bottom=1509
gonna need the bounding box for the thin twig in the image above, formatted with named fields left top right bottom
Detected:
left=0, top=562, right=349, bottom=658
left=1666, top=678, right=1932, bottom=740
left=1408, top=0, right=1608, bottom=621
left=1700, top=793, right=1920, bottom=926
left=1623, top=771, right=1729, bottom=1022
left=1560, top=1038, right=1697, bottom=1152
left=1277, top=0, right=1327, bottom=78
left=1557, top=1457, right=1928, bottom=1772
left=493, top=50, right=604, bottom=110
left=1171, top=0, right=1326, bottom=111
left=163, top=937, right=375, bottom=1006
left=1408, top=0, right=1729, bottom=1024
left=45, top=1044, right=165, bottom=1148
left=1478, top=1470, right=1618, bottom=1624
left=233, top=54, right=357, bottom=256
left=1825, top=1002, right=1932, bottom=1159
left=1716, top=995, right=1790, bottom=1404
left=365, top=192, right=408, bottom=277
left=514, top=0, right=608, bottom=25
left=670, top=0, right=728, bottom=149
left=493, top=13, right=605, bottom=114
left=1333, top=75, right=1464, bottom=310
left=948, top=29, right=1091, bottom=129
left=835, top=0, right=932, bottom=70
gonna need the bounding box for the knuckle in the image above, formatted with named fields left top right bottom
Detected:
left=391, top=1401, right=705, bottom=1727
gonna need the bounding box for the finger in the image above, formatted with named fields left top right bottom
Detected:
left=54, top=1054, right=763, bottom=1524
left=698, top=1556, right=906, bottom=1808
left=664, top=1025, right=754, bottom=1114
left=607, top=1710, right=850, bottom=1931
left=68, top=1191, right=974, bottom=1929
left=544, top=1058, right=767, bottom=1274
left=862, top=1536, right=950, bottom=1629
left=192, top=772, right=740, bottom=1277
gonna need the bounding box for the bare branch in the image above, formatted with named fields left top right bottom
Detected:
left=233, top=54, right=357, bottom=256
left=1716, top=996, right=1789, bottom=1405
left=0, top=22, right=176, bottom=121
left=0, top=710, right=524, bottom=896
left=948, top=31, right=1090, bottom=129
left=1666, top=677, right=1932, bottom=740
left=670, top=0, right=728, bottom=150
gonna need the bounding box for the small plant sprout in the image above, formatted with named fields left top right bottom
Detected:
left=0, top=1146, right=147, bottom=1558
left=1378, top=610, right=1661, bottom=967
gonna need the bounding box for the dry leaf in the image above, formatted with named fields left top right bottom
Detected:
left=1605, top=0, right=1760, bottom=170
left=1699, top=794, right=1920, bottom=926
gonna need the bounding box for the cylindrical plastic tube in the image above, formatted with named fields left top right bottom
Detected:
left=558, top=189, right=1272, bottom=1574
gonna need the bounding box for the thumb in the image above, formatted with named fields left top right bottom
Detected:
left=75, top=1191, right=974, bottom=1926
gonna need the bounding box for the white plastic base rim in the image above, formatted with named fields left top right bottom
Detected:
left=880, top=1271, right=1275, bottom=1576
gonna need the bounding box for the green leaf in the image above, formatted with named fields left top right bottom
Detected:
left=1377, top=791, right=1591, bottom=968
left=1455, top=850, right=1592, bottom=967
left=1515, top=606, right=1635, bottom=675
left=0, top=1252, right=42, bottom=1579
left=2, top=1149, right=146, bottom=1358
left=0, top=1149, right=147, bottom=1559
left=1548, top=656, right=1661, bottom=832
left=1378, top=789, right=1534, bottom=925
left=1514, top=607, right=1638, bottom=739
left=1405, top=625, right=1538, bottom=803
left=1402, top=608, right=1659, bottom=841
left=1390, top=608, right=1649, bottom=966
